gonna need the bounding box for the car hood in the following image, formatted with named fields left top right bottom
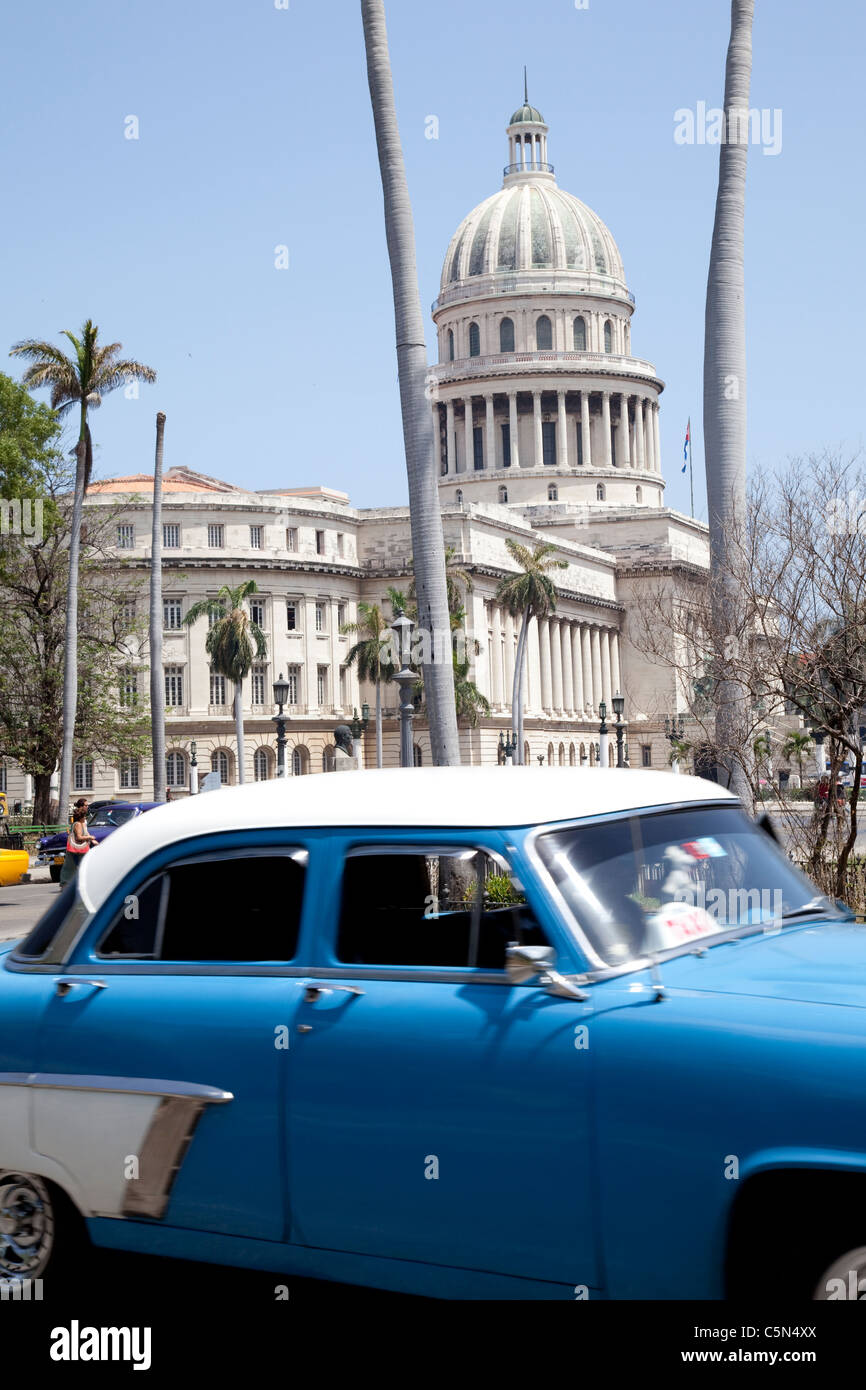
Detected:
left=661, top=918, right=866, bottom=1008
left=40, top=825, right=117, bottom=851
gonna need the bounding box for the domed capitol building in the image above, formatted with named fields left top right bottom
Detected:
left=3, top=98, right=711, bottom=804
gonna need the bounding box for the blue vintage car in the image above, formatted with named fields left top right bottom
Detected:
left=2, top=767, right=865, bottom=1300
left=36, top=801, right=161, bottom=881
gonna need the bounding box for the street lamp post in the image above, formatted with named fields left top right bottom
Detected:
left=498, top=730, right=517, bottom=767
left=612, top=691, right=626, bottom=768
left=350, top=703, right=370, bottom=768
left=189, top=740, right=198, bottom=796
left=598, top=701, right=609, bottom=769
left=390, top=610, right=416, bottom=769
left=273, top=673, right=290, bottom=778
left=665, top=713, right=686, bottom=774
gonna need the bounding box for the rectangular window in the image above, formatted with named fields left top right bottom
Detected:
left=315, top=530, right=325, bottom=555
left=119, top=667, right=139, bottom=707
left=336, top=850, right=547, bottom=969
left=164, top=666, right=184, bottom=708
left=73, top=757, right=94, bottom=791
left=315, top=601, right=326, bottom=633
left=336, top=533, right=344, bottom=557
left=0, top=762, right=6, bottom=793
left=286, top=666, right=300, bottom=705
left=166, top=751, right=186, bottom=788
left=207, top=524, right=224, bottom=549
left=119, top=598, right=136, bottom=629
left=317, top=666, right=328, bottom=707
left=250, top=526, right=263, bottom=550
left=501, top=422, right=511, bottom=468
left=542, top=420, right=557, bottom=466
left=286, top=527, right=298, bottom=552
left=162, top=524, right=180, bottom=549
left=576, top=419, right=584, bottom=467
left=337, top=602, right=347, bottom=630
left=339, top=667, right=348, bottom=707
left=119, top=756, right=140, bottom=789
left=286, top=601, right=298, bottom=632
left=473, top=425, right=484, bottom=471
left=252, top=665, right=267, bottom=705
left=641, top=744, right=653, bottom=769
left=250, top=599, right=265, bottom=629
left=116, top=524, right=135, bottom=550
left=210, top=672, right=227, bottom=706
left=163, top=597, right=183, bottom=630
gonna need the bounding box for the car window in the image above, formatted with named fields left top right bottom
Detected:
left=336, top=849, right=547, bottom=969
left=90, top=806, right=137, bottom=827
left=97, top=852, right=306, bottom=962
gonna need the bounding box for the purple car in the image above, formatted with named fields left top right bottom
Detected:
left=37, top=801, right=161, bottom=881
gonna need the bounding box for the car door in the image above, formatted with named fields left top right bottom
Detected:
left=31, top=837, right=310, bottom=1242
left=287, top=832, right=599, bottom=1290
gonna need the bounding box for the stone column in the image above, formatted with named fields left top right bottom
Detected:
left=490, top=605, right=504, bottom=708
left=528, top=616, right=542, bottom=712
left=590, top=627, right=602, bottom=716
left=582, top=626, right=593, bottom=712
left=561, top=622, right=574, bottom=714
left=580, top=392, right=592, bottom=468
left=601, top=392, right=612, bottom=468
left=634, top=398, right=645, bottom=470
left=653, top=402, right=662, bottom=475
left=601, top=629, right=612, bottom=705
left=550, top=618, right=564, bottom=712
left=533, top=391, right=543, bottom=468
left=540, top=618, right=553, bottom=712
left=464, top=397, right=474, bottom=473
left=486, top=394, right=496, bottom=470
left=445, top=399, right=455, bottom=473
left=644, top=403, right=655, bottom=472
left=557, top=390, right=568, bottom=468
left=508, top=391, right=520, bottom=469
left=504, top=610, right=515, bottom=704
left=620, top=394, right=631, bottom=468
left=571, top=624, right=584, bottom=714
left=611, top=629, right=622, bottom=696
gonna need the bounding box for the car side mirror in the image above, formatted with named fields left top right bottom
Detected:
left=505, top=943, right=589, bottom=1000
left=756, top=811, right=780, bottom=844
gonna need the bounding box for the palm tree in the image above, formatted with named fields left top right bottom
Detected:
left=342, top=601, right=394, bottom=767
left=150, top=413, right=167, bottom=801
left=453, top=654, right=490, bottom=728
left=702, top=0, right=755, bottom=801
left=183, top=581, right=266, bottom=785
left=361, top=0, right=459, bottom=766
left=10, top=320, right=156, bottom=813
left=783, top=729, right=813, bottom=788
left=495, top=539, right=567, bottom=765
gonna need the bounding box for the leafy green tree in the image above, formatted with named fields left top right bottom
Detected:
left=495, top=539, right=567, bottom=765
left=342, top=601, right=394, bottom=768
left=9, top=320, right=156, bottom=814
left=782, top=729, right=813, bottom=788
left=183, top=581, right=266, bottom=785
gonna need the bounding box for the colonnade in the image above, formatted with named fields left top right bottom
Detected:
left=487, top=607, right=622, bottom=716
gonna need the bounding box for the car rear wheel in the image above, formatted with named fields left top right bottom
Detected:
left=49, top=863, right=61, bottom=883
left=0, top=1172, right=87, bottom=1286
left=813, top=1246, right=866, bottom=1300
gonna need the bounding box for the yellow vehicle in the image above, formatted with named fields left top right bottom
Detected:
left=0, top=847, right=28, bottom=886
left=0, top=792, right=7, bottom=819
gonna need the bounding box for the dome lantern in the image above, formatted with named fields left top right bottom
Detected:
left=505, top=71, right=552, bottom=182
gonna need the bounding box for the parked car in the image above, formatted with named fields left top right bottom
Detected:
left=0, top=848, right=28, bottom=887
left=36, top=801, right=161, bottom=881
left=2, top=767, right=866, bottom=1300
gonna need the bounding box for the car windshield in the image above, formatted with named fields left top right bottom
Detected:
left=534, top=802, right=828, bottom=970
left=90, top=805, right=137, bottom=827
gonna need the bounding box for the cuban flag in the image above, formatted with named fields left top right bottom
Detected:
left=682, top=418, right=691, bottom=473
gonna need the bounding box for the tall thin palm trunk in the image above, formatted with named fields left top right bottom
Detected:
left=149, top=412, right=167, bottom=801
left=511, top=615, right=530, bottom=765
left=703, top=0, right=754, bottom=803
left=361, top=0, right=459, bottom=766
left=57, top=433, right=87, bottom=818
left=375, top=678, right=383, bottom=768
left=234, top=682, right=246, bottom=784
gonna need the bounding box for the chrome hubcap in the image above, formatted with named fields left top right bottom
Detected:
left=0, top=1173, right=54, bottom=1278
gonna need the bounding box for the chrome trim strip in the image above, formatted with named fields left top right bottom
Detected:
left=0, top=1073, right=233, bottom=1102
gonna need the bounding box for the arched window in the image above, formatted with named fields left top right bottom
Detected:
left=547, top=483, right=558, bottom=501
left=573, top=316, right=587, bottom=351
left=589, top=744, right=595, bottom=767
left=498, top=485, right=508, bottom=503
left=569, top=743, right=576, bottom=766
left=211, top=749, right=231, bottom=784
left=558, top=743, right=565, bottom=766
left=579, top=742, right=587, bottom=766
left=635, top=485, right=642, bottom=503
left=547, top=742, right=555, bottom=765
left=448, top=329, right=454, bottom=362
left=322, top=745, right=336, bottom=773
left=604, top=320, right=613, bottom=353
left=165, top=750, right=186, bottom=788
left=468, top=322, right=480, bottom=357
left=536, top=315, right=553, bottom=350
left=292, top=745, right=310, bottom=776
left=499, top=317, right=515, bottom=352
left=609, top=744, right=615, bottom=767
left=455, top=488, right=463, bottom=505
left=253, top=747, right=271, bottom=781
left=596, top=483, right=606, bottom=501
left=523, top=741, right=530, bottom=766
left=413, top=744, right=423, bottom=767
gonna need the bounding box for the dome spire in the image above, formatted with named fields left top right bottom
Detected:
left=524, top=65, right=528, bottom=105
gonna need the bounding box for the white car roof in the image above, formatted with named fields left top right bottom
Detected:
left=78, top=766, right=736, bottom=914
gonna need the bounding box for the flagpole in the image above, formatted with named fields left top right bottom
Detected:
left=688, top=416, right=694, bottom=518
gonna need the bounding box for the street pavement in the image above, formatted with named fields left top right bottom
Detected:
left=0, top=878, right=57, bottom=943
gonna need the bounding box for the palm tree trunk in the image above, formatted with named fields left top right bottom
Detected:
left=361, top=0, right=459, bottom=767
left=234, top=681, right=246, bottom=784
left=57, top=433, right=87, bottom=818
left=149, top=412, right=167, bottom=802
left=375, top=678, right=383, bottom=768
left=703, top=0, right=754, bottom=806
left=511, top=614, right=530, bottom=765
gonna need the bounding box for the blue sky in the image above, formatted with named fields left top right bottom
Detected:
left=1, top=0, right=862, bottom=520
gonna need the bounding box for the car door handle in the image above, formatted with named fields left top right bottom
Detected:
left=54, top=978, right=107, bottom=998
left=302, top=984, right=364, bottom=1003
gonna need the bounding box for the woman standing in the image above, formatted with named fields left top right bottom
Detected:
left=58, top=806, right=97, bottom=888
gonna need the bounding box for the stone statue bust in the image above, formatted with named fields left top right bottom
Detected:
left=333, top=723, right=357, bottom=772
